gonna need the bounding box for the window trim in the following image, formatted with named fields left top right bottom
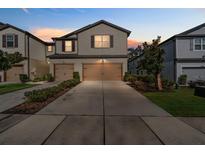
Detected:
left=193, top=38, right=205, bottom=51
left=94, top=35, right=111, bottom=49
left=6, top=34, right=15, bottom=48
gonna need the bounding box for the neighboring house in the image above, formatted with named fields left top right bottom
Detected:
left=47, top=20, right=131, bottom=81
left=128, top=51, right=146, bottom=75
left=0, top=22, right=50, bottom=82
left=160, top=23, right=205, bottom=82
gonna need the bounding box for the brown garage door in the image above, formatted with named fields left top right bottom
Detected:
left=83, top=63, right=122, bottom=81
left=54, top=64, right=74, bottom=81
left=6, top=65, right=24, bottom=82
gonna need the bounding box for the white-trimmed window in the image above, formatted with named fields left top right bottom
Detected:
left=194, top=38, right=205, bottom=51
left=48, top=46, right=53, bottom=52
left=65, top=41, right=72, bottom=52
left=6, top=34, right=14, bottom=48
left=94, top=35, right=110, bottom=48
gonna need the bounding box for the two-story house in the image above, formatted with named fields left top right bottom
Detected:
left=47, top=20, right=131, bottom=81
left=160, top=23, right=205, bottom=82
left=0, top=22, right=50, bottom=82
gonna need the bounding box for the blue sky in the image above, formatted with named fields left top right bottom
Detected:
left=0, top=8, right=204, bottom=47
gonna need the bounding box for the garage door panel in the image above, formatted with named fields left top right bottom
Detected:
left=182, top=67, right=205, bottom=81
left=103, top=64, right=122, bottom=80
left=83, top=64, right=102, bottom=81
left=6, top=66, right=24, bottom=82
left=83, top=63, right=122, bottom=81
left=55, top=64, right=74, bottom=81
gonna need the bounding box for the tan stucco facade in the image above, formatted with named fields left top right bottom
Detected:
left=0, top=26, right=49, bottom=82
left=55, top=23, right=128, bottom=56
left=49, top=58, right=127, bottom=81
left=50, top=22, right=129, bottom=81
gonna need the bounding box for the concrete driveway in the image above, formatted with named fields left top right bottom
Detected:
left=1, top=81, right=205, bottom=144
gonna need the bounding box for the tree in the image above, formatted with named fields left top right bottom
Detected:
left=0, top=50, right=25, bottom=72
left=0, top=50, right=10, bottom=71
left=128, top=45, right=143, bottom=59
left=140, top=36, right=164, bottom=91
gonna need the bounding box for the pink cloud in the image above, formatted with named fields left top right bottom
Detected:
left=128, top=39, right=142, bottom=48
left=31, top=28, right=72, bottom=42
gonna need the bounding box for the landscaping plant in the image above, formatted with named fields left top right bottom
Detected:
left=178, top=74, right=187, bottom=85
left=19, top=74, right=29, bottom=83
left=24, top=72, right=80, bottom=103
left=140, top=36, right=165, bottom=91
left=0, top=50, right=25, bottom=72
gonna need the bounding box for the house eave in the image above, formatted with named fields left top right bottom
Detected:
left=47, top=54, right=128, bottom=59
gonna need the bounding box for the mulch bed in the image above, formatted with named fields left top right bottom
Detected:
left=127, top=82, right=157, bottom=93
left=2, top=88, right=70, bottom=114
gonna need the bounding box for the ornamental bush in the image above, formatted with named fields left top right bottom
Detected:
left=123, top=72, right=137, bottom=82
left=73, top=72, right=80, bottom=82
left=19, top=74, right=29, bottom=83
left=24, top=76, right=80, bottom=103
left=178, top=74, right=187, bottom=85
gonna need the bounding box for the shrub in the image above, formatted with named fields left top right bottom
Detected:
left=33, top=73, right=54, bottom=82
left=178, top=74, right=187, bottom=85
left=45, top=73, right=54, bottom=82
left=162, top=79, right=175, bottom=90
left=136, top=75, right=155, bottom=85
left=19, top=74, right=29, bottom=83
left=123, top=72, right=137, bottom=82
left=33, top=77, right=43, bottom=82
left=73, top=72, right=80, bottom=82
left=24, top=78, right=80, bottom=103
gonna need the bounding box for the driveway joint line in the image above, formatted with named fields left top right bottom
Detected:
left=139, top=116, right=165, bottom=145
left=176, top=117, right=205, bottom=136
left=102, top=80, right=106, bottom=145
left=41, top=116, right=67, bottom=145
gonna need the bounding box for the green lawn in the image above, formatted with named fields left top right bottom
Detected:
left=144, top=88, right=205, bottom=117
left=0, top=83, right=35, bottom=95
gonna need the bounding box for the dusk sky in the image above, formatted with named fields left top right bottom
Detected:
left=0, top=8, right=205, bottom=47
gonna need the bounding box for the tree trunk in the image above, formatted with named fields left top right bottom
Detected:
left=155, top=73, right=163, bottom=91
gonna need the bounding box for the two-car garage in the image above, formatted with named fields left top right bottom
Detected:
left=54, top=63, right=122, bottom=81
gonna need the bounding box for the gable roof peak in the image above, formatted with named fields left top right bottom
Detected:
left=177, top=22, right=205, bottom=36
left=53, top=20, right=131, bottom=40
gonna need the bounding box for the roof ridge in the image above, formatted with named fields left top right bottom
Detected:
left=177, top=23, right=205, bottom=36
left=53, top=20, right=131, bottom=40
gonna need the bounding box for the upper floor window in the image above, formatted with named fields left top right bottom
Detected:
left=6, top=35, right=14, bottom=47
left=62, top=40, right=75, bottom=52
left=2, top=34, right=18, bottom=48
left=194, top=38, right=205, bottom=51
left=48, top=46, right=53, bottom=52
left=94, top=35, right=110, bottom=48
left=65, top=41, right=72, bottom=52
